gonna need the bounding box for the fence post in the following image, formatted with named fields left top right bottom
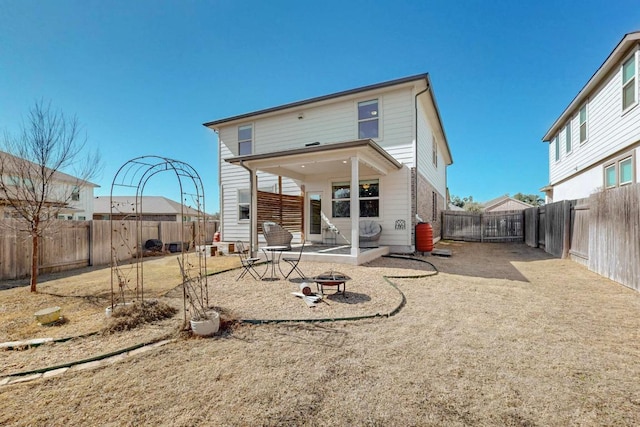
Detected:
left=88, top=221, right=94, bottom=266
left=562, top=200, right=571, bottom=259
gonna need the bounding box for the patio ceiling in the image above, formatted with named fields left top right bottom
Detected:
left=225, top=139, right=402, bottom=180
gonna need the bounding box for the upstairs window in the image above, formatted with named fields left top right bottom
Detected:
left=358, top=99, right=379, bottom=139
left=622, top=54, right=637, bottom=111
left=71, top=186, right=80, bottom=201
left=238, top=124, right=252, bottom=156
left=554, top=136, right=560, bottom=162
left=565, top=123, right=572, bottom=154
left=579, top=104, right=588, bottom=143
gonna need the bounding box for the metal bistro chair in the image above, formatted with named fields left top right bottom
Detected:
left=283, top=242, right=306, bottom=280
left=235, top=241, right=262, bottom=280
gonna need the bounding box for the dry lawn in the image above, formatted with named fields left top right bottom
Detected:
left=2, top=242, right=640, bottom=426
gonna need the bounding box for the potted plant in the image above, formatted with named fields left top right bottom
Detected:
left=178, top=257, right=219, bottom=336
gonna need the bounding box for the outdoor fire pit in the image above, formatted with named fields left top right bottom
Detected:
left=313, top=270, right=351, bottom=296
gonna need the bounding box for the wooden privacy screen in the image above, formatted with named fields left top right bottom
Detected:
left=257, top=190, right=303, bottom=233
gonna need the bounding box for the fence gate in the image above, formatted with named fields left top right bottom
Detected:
left=442, top=210, right=524, bottom=242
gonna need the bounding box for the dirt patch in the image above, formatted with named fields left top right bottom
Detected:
left=2, top=242, right=640, bottom=426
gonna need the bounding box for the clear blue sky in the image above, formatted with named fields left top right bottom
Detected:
left=1, top=0, right=639, bottom=213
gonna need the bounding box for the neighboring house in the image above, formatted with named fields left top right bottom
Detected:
left=204, top=73, right=453, bottom=260
left=0, top=150, right=97, bottom=220
left=542, top=31, right=640, bottom=202
left=93, top=196, right=205, bottom=222
left=482, top=195, right=533, bottom=213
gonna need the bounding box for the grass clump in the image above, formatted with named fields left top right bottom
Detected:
left=105, top=300, right=178, bottom=333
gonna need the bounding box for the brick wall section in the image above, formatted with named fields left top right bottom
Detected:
left=410, top=168, right=444, bottom=242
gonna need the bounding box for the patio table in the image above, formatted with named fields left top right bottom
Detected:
left=261, top=245, right=288, bottom=281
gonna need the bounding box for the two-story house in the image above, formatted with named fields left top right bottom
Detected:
left=0, top=150, right=97, bottom=220
left=204, top=74, right=453, bottom=263
left=542, top=31, right=640, bottom=202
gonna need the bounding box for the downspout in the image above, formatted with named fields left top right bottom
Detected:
left=239, top=160, right=255, bottom=256
left=214, top=129, right=223, bottom=242
left=414, top=82, right=430, bottom=243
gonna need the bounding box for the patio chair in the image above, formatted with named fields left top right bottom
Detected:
left=359, top=220, right=382, bottom=248
left=262, top=221, right=293, bottom=250
left=235, top=240, right=262, bottom=280
left=283, top=242, right=306, bottom=280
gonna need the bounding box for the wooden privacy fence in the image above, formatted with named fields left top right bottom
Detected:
left=524, top=184, right=640, bottom=291
left=257, top=190, right=303, bottom=233
left=0, top=219, right=218, bottom=280
left=442, top=210, right=524, bottom=242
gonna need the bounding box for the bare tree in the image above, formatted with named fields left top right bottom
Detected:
left=0, top=100, right=101, bottom=292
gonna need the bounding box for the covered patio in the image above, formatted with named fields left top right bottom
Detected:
left=225, top=139, right=402, bottom=265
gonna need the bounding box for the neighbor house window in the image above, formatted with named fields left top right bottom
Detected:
left=565, top=123, right=572, bottom=154
left=238, top=124, right=252, bottom=156
left=331, top=179, right=380, bottom=218
left=71, top=186, right=80, bottom=201
left=432, top=133, right=438, bottom=167
left=619, top=157, right=633, bottom=185
left=358, top=99, right=379, bottom=139
left=604, top=152, right=635, bottom=188
left=604, top=164, right=617, bottom=188
left=554, top=136, right=560, bottom=162
left=238, top=189, right=250, bottom=220
left=622, top=54, right=637, bottom=111
left=579, top=104, right=588, bottom=143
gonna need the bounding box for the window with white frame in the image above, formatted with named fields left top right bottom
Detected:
left=359, top=179, right=379, bottom=217
left=579, top=104, right=588, bottom=143
left=622, top=54, right=637, bottom=111
left=331, top=179, right=380, bottom=218
left=604, top=152, right=635, bottom=188
left=432, top=133, right=438, bottom=167
left=554, top=135, right=560, bottom=162
left=619, top=157, right=633, bottom=185
left=238, top=124, right=252, bottom=156
left=238, top=189, right=250, bottom=220
left=71, top=186, right=80, bottom=201
left=358, top=99, right=379, bottom=139
left=604, top=164, right=617, bottom=188
left=565, top=123, right=572, bottom=154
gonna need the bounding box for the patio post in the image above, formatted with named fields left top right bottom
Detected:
left=350, top=156, right=360, bottom=256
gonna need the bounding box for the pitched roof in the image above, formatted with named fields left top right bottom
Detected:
left=482, top=195, right=533, bottom=211
left=0, top=150, right=99, bottom=187
left=93, top=196, right=203, bottom=216
left=542, top=31, right=640, bottom=141
left=203, top=73, right=453, bottom=165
